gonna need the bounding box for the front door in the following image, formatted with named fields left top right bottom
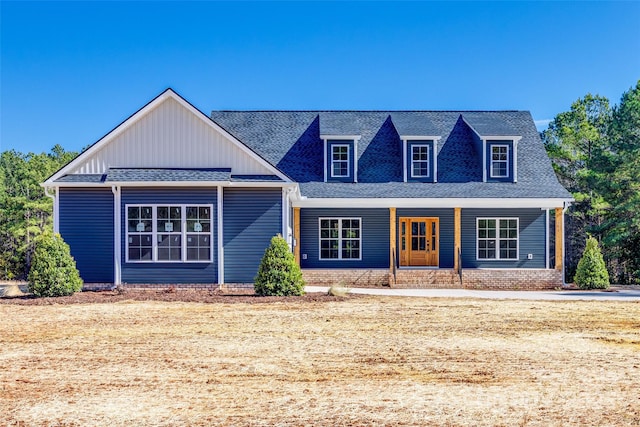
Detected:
left=399, top=217, right=439, bottom=267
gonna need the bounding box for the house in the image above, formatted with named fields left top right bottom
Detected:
left=43, top=89, right=573, bottom=290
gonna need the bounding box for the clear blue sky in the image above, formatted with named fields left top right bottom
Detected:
left=1, top=1, right=639, bottom=154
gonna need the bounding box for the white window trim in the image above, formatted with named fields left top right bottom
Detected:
left=330, top=144, right=351, bottom=178
left=318, top=217, right=362, bottom=261
left=410, top=144, right=431, bottom=178
left=476, top=217, right=519, bottom=261
left=125, top=204, right=214, bottom=263
left=489, top=144, right=510, bottom=178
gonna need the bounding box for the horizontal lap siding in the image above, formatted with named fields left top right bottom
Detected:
left=59, top=188, right=114, bottom=283
left=396, top=208, right=455, bottom=268
left=121, top=188, right=217, bottom=284
left=461, top=208, right=545, bottom=268
left=223, top=188, right=282, bottom=283
left=300, top=208, right=389, bottom=269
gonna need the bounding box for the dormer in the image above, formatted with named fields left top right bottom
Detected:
left=321, top=136, right=360, bottom=183
left=319, top=114, right=361, bottom=183
left=461, top=114, right=522, bottom=183
left=389, top=113, right=441, bottom=183
left=401, top=137, right=441, bottom=183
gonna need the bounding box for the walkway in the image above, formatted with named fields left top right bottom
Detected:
left=305, top=286, right=640, bottom=301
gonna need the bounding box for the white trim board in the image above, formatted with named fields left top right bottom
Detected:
left=293, top=197, right=570, bottom=209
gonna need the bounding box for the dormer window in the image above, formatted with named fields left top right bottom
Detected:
left=490, top=145, right=509, bottom=178
left=411, top=145, right=430, bottom=178
left=485, top=140, right=517, bottom=182
left=322, top=136, right=359, bottom=183
left=402, top=138, right=439, bottom=183
left=331, top=144, right=350, bottom=178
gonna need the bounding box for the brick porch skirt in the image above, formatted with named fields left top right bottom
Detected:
left=303, top=268, right=563, bottom=290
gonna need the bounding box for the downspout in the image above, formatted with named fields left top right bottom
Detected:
left=111, top=185, right=121, bottom=286
left=44, top=186, right=59, bottom=233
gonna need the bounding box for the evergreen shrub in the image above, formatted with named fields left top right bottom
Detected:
left=574, top=236, right=610, bottom=290
left=28, top=232, right=83, bottom=297
left=254, top=235, right=305, bottom=296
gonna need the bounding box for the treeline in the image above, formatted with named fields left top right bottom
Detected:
left=0, top=145, right=78, bottom=279
left=1, top=82, right=639, bottom=283
left=542, top=80, right=640, bottom=284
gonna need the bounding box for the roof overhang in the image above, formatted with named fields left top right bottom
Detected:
left=292, top=197, right=572, bottom=209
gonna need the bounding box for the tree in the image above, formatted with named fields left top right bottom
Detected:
left=574, top=236, right=609, bottom=289
left=254, top=235, right=305, bottom=296
left=594, top=81, right=640, bottom=284
left=28, top=232, right=83, bottom=297
left=542, top=95, right=611, bottom=280
left=0, top=146, right=78, bottom=279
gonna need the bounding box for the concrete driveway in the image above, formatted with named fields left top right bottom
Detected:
left=305, top=286, right=640, bottom=301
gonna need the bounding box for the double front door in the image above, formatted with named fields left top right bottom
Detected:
left=399, top=217, right=439, bottom=267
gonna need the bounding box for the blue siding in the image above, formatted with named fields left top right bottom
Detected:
left=223, top=188, right=282, bottom=283
left=59, top=188, right=114, bottom=283
left=300, top=208, right=389, bottom=269
left=326, top=140, right=355, bottom=183
left=461, top=208, right=546, bottom=268
left=406, top=141, right=435, bottom=183
left=396, top=208, right=454, bottom=268
left=121, top=188, right=217, bottom=284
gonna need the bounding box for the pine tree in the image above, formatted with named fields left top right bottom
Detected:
left=254, top=235, right=305, bottom=296
left=574, top=236, right=610, bottom=289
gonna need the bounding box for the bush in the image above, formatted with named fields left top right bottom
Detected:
left=574, top=236, right=610, bottom=290
left=254, top=234, right=305, bottom=296
left=28, top=232, right=83, bottom=297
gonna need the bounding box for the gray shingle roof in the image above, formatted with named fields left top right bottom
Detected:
left=462, top=114, right=519, bottom=137
left=210, top=110, right=572, bottom=199
left=105, top=168, right=231, bottom=182
left=55, top=174, right=105, bottom=183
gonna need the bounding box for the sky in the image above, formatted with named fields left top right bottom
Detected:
left=1, top=1, right=639, bottom=154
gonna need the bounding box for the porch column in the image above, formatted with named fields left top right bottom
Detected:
left=294, top=207, right=301, bottom=266
left=389, top=208, right=396, bottom=278
left=555, top=207, right=563, bottom=271
left=454, top=207, right=461, bottom=271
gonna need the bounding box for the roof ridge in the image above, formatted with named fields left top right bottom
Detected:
left=212, top=110, right=527, bottom=113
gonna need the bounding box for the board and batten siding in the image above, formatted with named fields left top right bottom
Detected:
left=68, top=97, right=273, bottom=176
left=59, top=188, right=114, bottom=283
left=120, top=187, right=218, bottom=284
left=223, top=188, right=282, bottom=283
left=300, top=208, right=389, bottom=269
left=461, top=208, right=546, bottom=268
left=396, top=208, right=455, bottom=268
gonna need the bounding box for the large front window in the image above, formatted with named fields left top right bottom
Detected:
left=477, top=218, right=518, bottom=260
left=126, top=204, right=212, bottom=263
left=319, top=218, right=361, bottom=260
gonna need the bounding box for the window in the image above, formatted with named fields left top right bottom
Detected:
left=490, top=145, right=509, bottom=178
left=411, top=145, right=430, bottom=177
left=477, top=218, right=518, bottom=260
left=331, top=145, right=349, bottom=177
left=319, top=218, right=361, bottom=260
left=126, top=204, right=213, bottom=263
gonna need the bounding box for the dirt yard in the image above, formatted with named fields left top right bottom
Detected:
left=1, top=290, right=639, bottom=426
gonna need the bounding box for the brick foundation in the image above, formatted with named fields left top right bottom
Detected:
left=302, top=269, right=389, bottom=288
left=82, top=268, right=563, bottom=292
left=461, top=269, right=563, bottom=290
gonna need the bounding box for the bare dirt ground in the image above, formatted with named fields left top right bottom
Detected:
left=1, top=290, right=639, bottom=426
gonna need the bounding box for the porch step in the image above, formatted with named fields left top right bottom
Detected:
left=392, top=269, right=462, bottom=289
